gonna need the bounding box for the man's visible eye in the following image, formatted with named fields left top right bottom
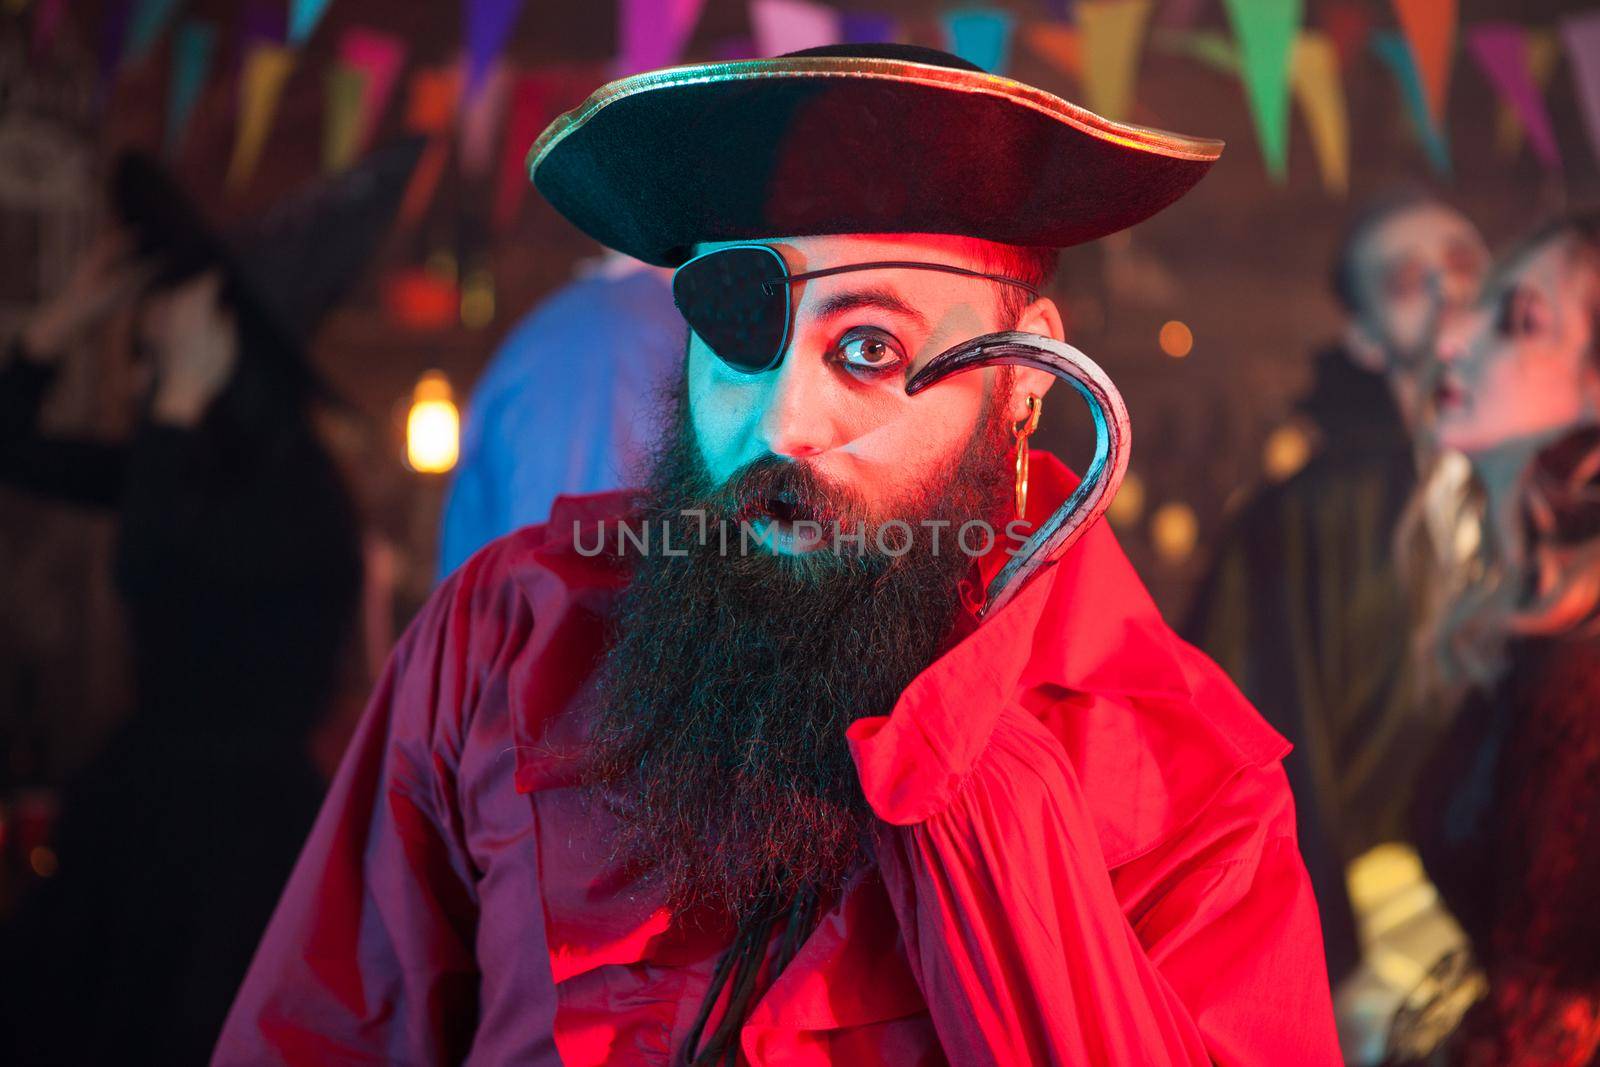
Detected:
left=833, top=326, right=906, bottom=374
left=1496, top=287, right=1548, bottom=338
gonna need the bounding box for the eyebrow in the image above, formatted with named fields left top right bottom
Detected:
left=811, top=286, right=929, bottom=330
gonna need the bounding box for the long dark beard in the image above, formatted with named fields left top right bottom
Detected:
left=582, top=370, right=1016, bottom=922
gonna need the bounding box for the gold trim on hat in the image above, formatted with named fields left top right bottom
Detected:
left=526, top=56, right=1225, bottom=180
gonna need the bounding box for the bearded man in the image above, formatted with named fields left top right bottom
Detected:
left=216, top=45, right=1340, bottom=1065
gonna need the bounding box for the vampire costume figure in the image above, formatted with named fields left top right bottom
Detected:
left=216, top=45, right=1342, bottom=1066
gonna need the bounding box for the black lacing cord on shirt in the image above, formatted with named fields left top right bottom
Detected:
left=679, top=887, right=821, bottom=1067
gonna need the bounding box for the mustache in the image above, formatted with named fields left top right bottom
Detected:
left=693, top=454, right=866, bottom=531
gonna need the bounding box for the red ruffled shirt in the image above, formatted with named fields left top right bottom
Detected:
left=214, top=453, right=1341, bottom=1065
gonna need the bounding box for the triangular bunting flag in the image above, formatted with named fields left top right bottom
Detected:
left=1078, top=0, right=1154, bottom=121
left=289, top=0, right=333, bottom=47
left=323, top=64, right=368, bottom=173
left=464, top=0, right=525, bottom=104
left=495, top=73, right=552, bottom=227
left=941, top=8, right=1015, bottom=74
left=1467, top=23, right=1560, bottom=170
left=228, top=42, right=295, bottom=188
left=1221, top=0, right=1302, bottom=180
left=1564, top=12, right=1600, bottom=173
left=751, top=0, right=840, bottom=57
left=1150, top=27, right=1237, bottom=74
left=1291, top=30, right=1348, bottom=195
left=460, top=60, right=511, bottom=178
left=124, top=0, right=179, bottom=64
left=617, top=0, right=706, bottom=76
left=1024, top=23, right=1081, bottom=82
left=1372, top=29, right=1449, bottom=175
left=1322, top=1, right=1371, bottom=68
left=1392, top=0, right=1456, bottom=125
left=33, top=0, right=68, bottom=54
left=841, top=12, right=896, bottom=45
left=164, top=20, right=215, bottom=156
left=339, top=27, right=407, bottom=155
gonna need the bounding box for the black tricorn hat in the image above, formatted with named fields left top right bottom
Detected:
left=527, top=43, right=1223, bottom=267
left=111, top=136, right=425, bottom=355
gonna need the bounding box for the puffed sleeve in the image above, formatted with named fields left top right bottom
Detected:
left=853, top=701, right=1341, bottom=1067
left=212, top=552, right=532, bottom=1065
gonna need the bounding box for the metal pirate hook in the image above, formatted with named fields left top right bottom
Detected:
left=905, top=331, right=1132, bottom=619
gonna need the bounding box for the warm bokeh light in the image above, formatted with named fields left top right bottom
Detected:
left=30, top=845, right=57, bottom=878
left=1158, top=319, right=1194, bottom=358
left=1262, top=424, right=1312, bottom=481
left=1151, top=502, right=1199, bottom=564
left=406, top=370, right=460, bottom=474
left=1106, top=471, right=1146, bottom=529
left=461, top=268, right=496, bottom=329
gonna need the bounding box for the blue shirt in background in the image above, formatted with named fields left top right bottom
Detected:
left=438, top=262, right=682, bottom=577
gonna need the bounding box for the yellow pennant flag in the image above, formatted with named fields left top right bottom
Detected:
left=323, top=65, right=369, bottom=174
left=228, top=43, right=295, bottom=189
left=1291, top=31, right=1348, bottom=195
left=1078, top=0, right=1154, bottom=121
left=1024, top=23, right=1082, bottom=84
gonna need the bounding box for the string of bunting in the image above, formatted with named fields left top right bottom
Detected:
left=28, top=0, right=1600, bottom=206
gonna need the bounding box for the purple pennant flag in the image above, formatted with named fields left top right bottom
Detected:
left=711, top=35, right=757, bottom=60
left=99, top=0, right=133, bottom=90
left=1564, top=12, right=1600, bottom=173
left=241, top=0, right=286, bottom=50
left=841, top=12, right=896, bottom=45
left=1467, top=23, right=1560, bottom=170
left=465, top=0, right=526, bottom=104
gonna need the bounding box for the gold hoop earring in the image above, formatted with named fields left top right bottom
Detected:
left=1014, top=394, right=1042, bottom=518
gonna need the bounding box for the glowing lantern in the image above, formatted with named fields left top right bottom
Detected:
left=406, top=370, right=459, bottom=473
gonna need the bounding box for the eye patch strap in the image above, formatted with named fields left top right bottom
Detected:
left=761, top=261, right=1041, bottom=297
left=905, top=330, right=1131, bottom=619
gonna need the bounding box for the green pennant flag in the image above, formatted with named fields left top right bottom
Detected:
left=1221, top=0, right=1302, bottom=181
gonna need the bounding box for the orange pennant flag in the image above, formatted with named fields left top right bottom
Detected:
left=1392, top=0, right=1456, bottom=125
left=1024, top=22, right=1081, bottom=83
left=228, top=43, right=295, bottom=189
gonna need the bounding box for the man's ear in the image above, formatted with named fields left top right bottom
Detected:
left=1004, top=297, right=1065, bottom=421
left=1343, top=319, right=1388, bottom=374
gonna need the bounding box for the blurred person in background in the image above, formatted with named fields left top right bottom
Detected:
left=1183, top=194, right=1489, bottom=987
left=1388, top=212, right=1600, bottom=1066
left=0, top=142, right=416, bottom=1064
left=437, top=250, right=681, bottom=577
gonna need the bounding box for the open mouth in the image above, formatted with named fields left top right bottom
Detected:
left=1433, top=374, right=1468, bottom=412
left=738, top=490, right=830, bottom=553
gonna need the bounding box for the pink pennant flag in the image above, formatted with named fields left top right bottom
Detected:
left=1564, top=12, right=1600, bottom=173
left=1466, top=23, right=1560, bottom=170
left=751, top=0, right=839, bottom=57
left=339, top=27, right=408, bottom=155
left=617, top=0, right=706, bottom=76
left=32, top=0, right=68, bottom=54
left=460, top=60, right=511, bottom=179
left=495, top=74, right=552, bottom=226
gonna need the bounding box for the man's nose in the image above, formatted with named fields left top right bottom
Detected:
left=753, top=348, right=842, bottom=459
left=1435, top=307, right=1487, bottom=366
